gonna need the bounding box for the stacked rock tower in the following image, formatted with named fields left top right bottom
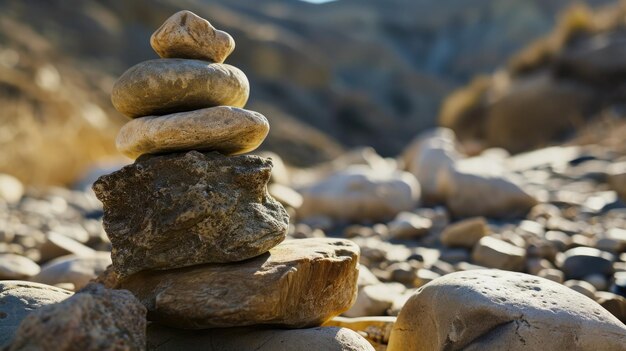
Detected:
left=93, top=11, right=360, bottom=330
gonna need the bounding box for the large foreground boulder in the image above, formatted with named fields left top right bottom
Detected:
left=387, top=270, right=626, bottom=351
left=6, top=283, right=146, bottom=351
left=118, top=238, right=360, bottom=329
left=93, top=151, right=289, bottom=277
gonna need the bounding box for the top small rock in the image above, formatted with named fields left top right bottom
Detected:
left=151, top=10, right=235, bottom=63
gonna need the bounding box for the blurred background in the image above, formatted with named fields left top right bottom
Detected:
left=1, top=0, right=625, bottom=186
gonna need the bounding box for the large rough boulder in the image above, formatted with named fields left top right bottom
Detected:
left=387, top=270, right=626, bottom=351
left=6, top=283, right=146, bottom=351
left=93, top=151, right=289, bottom=277
left=298, top=165, right=420, bottom=222
left=0, top=281, right=72, bottom=348
left=147, top=324, right=375, bottom=351
left=117, top=238, right=359, bottom=329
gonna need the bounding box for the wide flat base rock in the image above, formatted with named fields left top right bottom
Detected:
left=118, top=238, right=360, bottom=329
left=387, top=270, right=626, bottom=351
left=93, top=151, right=289, bottom=277
left=0, top=281, right=73, bottom=348
left=147, top=324, right=374, bottom=351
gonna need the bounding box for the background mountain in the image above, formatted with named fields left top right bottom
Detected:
left=0, top=0, right=617, bottom=184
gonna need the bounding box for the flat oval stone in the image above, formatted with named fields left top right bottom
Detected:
left=0, top=254, right=40, bottom=280
left=151, top=10, right=235, bottom=63
left=0, top=281, right=73, bottom=348
left=111, top=59, right=249, bottom=118
left=116, top=106, right=269, bottom=159
left=117, top=238, right=360, bottom=329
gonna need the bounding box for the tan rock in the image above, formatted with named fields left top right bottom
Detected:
left=471, top=236, right=526, bottom=271
left=595, top=291, right=626, bottom=323
left=324, top=316, right=396, bottom=349
left=38, top=231, right=95, bottom=262
left=118, top=238, right=359, bottom=329
left=387, top=270, right=626, bottom=351
left=147, top=324, right=375, bottom=351
left=440, top=217, right=488, bottom=248
left=111, top=59, right=249, bottom=118
left=608, top=162, right=626, bottom=201
left=116, top=106, right=269, bottom=159
left=344, top=283, right=405, bottom=318
left=6, top=283, right=146, bottom=351
left=0, top=174, right=23, bottom=204
left=31, top=252, right=111, bottom=290
left=151, top=10, right=235, bottom=63
left=0, top=281, right=73, bottom=348
left=0, top=254, right=40, bottom=280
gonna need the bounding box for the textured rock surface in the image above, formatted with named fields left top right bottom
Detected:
left=151, top=10, right=235, bottom=63
left=6, top=283, right=146, bottom=351
left=116, top=106, right=269, bottom=159
left=93, top=151, right=288, bottom=277
left=147, top=324, right=375, bottom=351
left=31, top=252, right=111, bottom=290
left=111, top=59, right=249, bottom=118
left=118, top=238, right=359, bottom=329
left=0, top=254, right=40, bottom=280
left=299, top=166, right=420, bottom=222
left=0, top=281, right=73, bottom=348
left=387, top=270, right=626, bottom=351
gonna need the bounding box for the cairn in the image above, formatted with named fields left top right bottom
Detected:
left=93, top=11, right=360, bottom=329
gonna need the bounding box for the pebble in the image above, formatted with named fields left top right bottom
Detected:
left=559, top=247, right=615, bottom=280
left=116, top=106, right=269, bottom=159
left=0, top=174, right=23, bottom=204
left=471, top=236, right=526, bottom=271
left=387, top=212, right=431, bottom=239
left=440, top=216, right=488, bottom=248
left=564, top=279, right=597, bottom=299
left=150, top=10, right=235, bottom=63
left=31, top=252, right=111, bottom=290
left=0, top=254, right=40, bottom=280
left=344, top=283, right=405, bottom=318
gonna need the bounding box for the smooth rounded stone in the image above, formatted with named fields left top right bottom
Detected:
left=117, top=239, right=359, bottom=329
left=387, top=212, right=431, bottom=239
left=344, top=283, right=405, bottom=318
left=471, top=236, right=526, bottom=271
left=30, top=252, right=111, bottom=290
left=583, top=274, right=609, bottom=291
left=93, top=151, right=288, bottom=277
left=595, top=291, right=626, bottom=323
left=150, top=10, right=235, bottom=63
left=116, top=106, right=269, bottom=159
left=0, top=281, right=73, bottom=348
left=324, top=316, right=396, bottom=349
left=268, top=183, right=303, bottom=209
left=608, top=161, right=626, bottom=201
left=440, top=217, right=488, bottom=248
left=526, top=258, right=554, bottom=276
left=111, top=59, right=249, bottom=118
left=38, top=231, right=95, bottom=263
left=537, top=268, right=564, bottom=284
left=0, top=254, right=40, bottom=280
left=559, top=247, right=615, bottom=280
left=147, top=324, right=375, bottom=351
left=564, top=280, right=597, bottom=299
left=299, top=166, right=420, bottom=222
left=387, top=270, right=626, bottom=351
left=0, top=174, right=23, bottom=204
left=357, top=265, right=381, bottom=288
left=6, top=284, right=146, bottom=351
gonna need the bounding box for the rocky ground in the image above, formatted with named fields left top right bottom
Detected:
left=0, top=123, right=625, bottom=349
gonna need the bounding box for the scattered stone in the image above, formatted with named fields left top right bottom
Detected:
left=324, top=316, right=396, bottom=349
left=0, top=174, right=23, bottom=204
left=595, top=291, right=626, bottom=323
left=565, top=279, right=597, bottom=299
left=268, top=183, right=303, bottom=209
left=387, top=212, right=431, bottom=239
left=150, top=10, right=235, bottom=63
left=387, top=270, right=626, bottom=351
left=118, top=239, right=359, bottom=329
left=38, top=231, right=95, bottom=263
left=6, top=283, right=146, bottom=351
left=583, top=273, right=609, bottom=291
left=0, top=281, right=73, bottom=348
left=0, top=254, right=40, bottom=280
left=608, top=161, right=626, bottom=201
left=537, top=268, right=564, bottom=284
left=147, top=324, right=375, bottom=351
left=93, top=151, right=288, bottom=277
left=116, top=106, right=269, bottom=159
left=111, top=59, right=249, bottom=118
left=471, top=236, right=526, bottom=271
left=344, top=283, right=405, bottom=318
left=357, top=265, right=381, bottom=288
left=299, top=166, right=420, bottom=222
left=559, top=247, right=615, bottom=280
left=31, top=252, right=111, bottom=290
left=440, top=216, right=488, bottom=248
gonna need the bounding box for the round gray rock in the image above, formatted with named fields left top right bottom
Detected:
left=111, top=59, right=249, bottom=118
left=116, top=106, right=269, bottom=159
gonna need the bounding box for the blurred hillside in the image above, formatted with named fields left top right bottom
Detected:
left=0, top=0, right=618, bottom=185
